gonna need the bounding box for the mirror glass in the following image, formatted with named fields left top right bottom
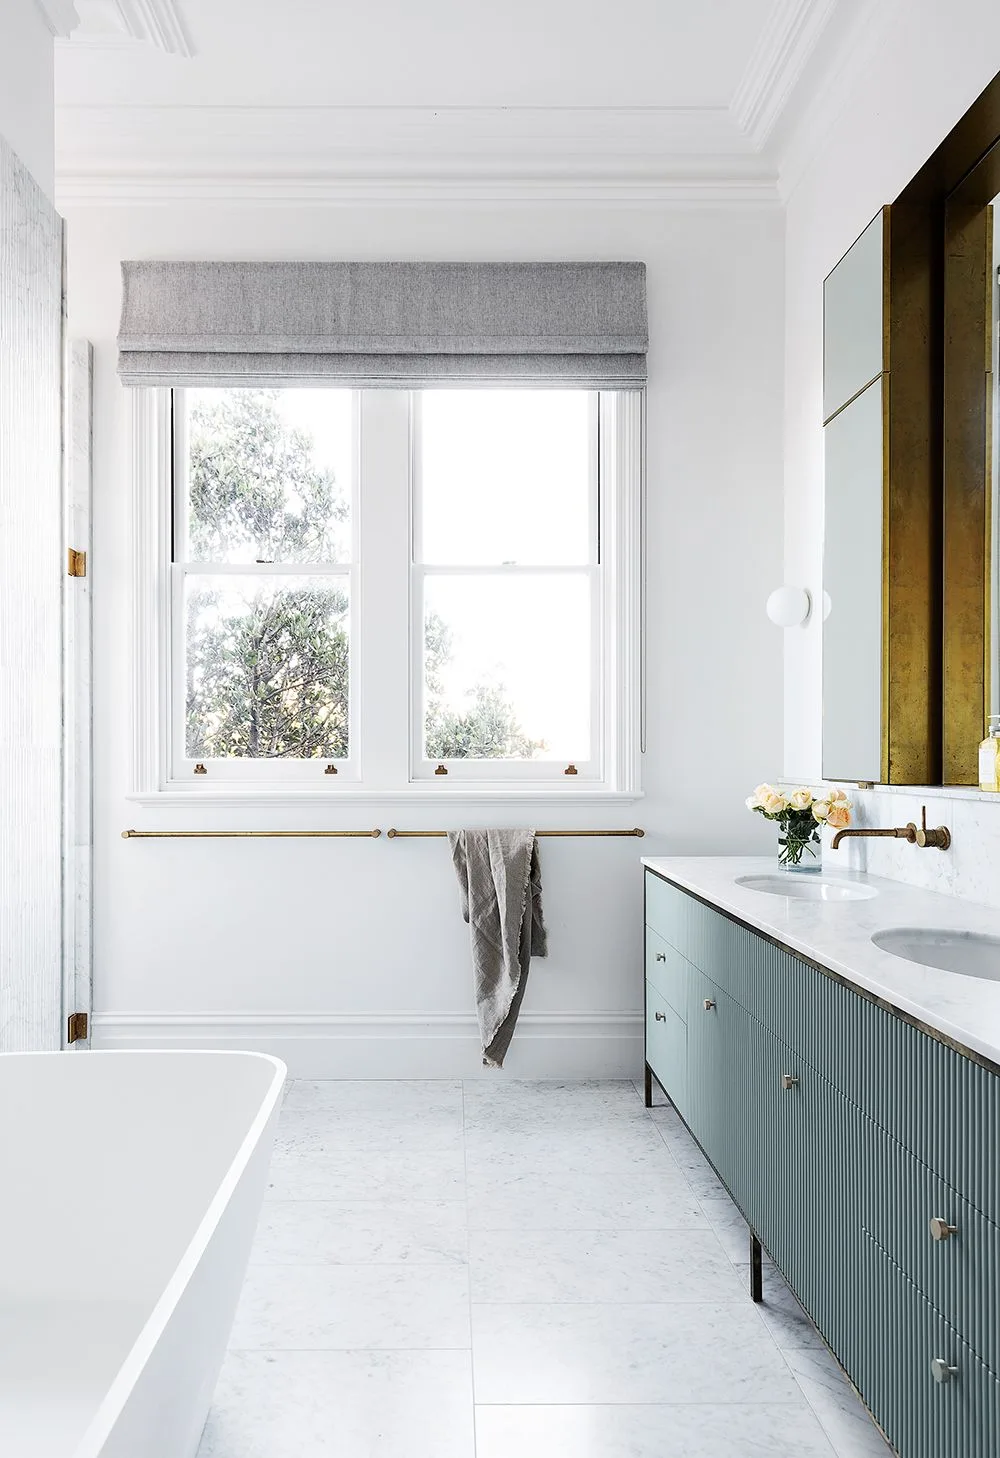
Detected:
left=822, top=214, right=886, bottom=782
left=992, top=197, right=1000, bottom=724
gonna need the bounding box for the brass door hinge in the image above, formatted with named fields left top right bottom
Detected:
left=67, top=548, right=87, bottom=578
left=67, top=1011, right=89, bottom=1044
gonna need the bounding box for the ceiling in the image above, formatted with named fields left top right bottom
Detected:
left=48, top=0, right=872, bottom=203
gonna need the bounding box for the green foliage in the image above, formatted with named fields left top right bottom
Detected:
left=424, top=610, right=543, bottom=760
left=184, top=388, right=541, bottom=763
left=185, top=391, right=349, bottom=759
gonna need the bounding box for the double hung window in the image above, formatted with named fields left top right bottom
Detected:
left=157, top=381, right=641, bottom=798
left=156, top=384, right=640, bottom=798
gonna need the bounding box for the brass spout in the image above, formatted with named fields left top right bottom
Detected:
left=831, top=806, right=951, bottom=852
left=830, top=825, right=916, bottom=850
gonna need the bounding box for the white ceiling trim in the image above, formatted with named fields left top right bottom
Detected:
left=730, top=0, right=837, bottom=148
left=54, top=103, right=780, bottom=205
left=57, top=0, right=193, bottom=55
left=34, top=0, right=80, bottom=37
left=774, top=0, right=894, bottom=198
left=55, top=170, right=781, bottom=208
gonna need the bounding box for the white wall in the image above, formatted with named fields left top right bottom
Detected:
left=0, top=1, right=56, bottom=200
left=65, top=200, right=785, bottom=1075
left=783, top=0, right=1000, bottom=782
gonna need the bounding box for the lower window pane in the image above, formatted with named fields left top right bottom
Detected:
left=424, top=574, right=591, bottom=762
left=185, top=575, right=349, bottom=759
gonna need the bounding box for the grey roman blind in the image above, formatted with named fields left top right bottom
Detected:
left=117, top=260, right=647, bottom=387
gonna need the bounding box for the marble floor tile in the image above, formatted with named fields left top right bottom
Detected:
left=467, top=1165, right=710, bottom=1231
left=474, top=1402, right=839, bottom=1458
left=697, top=1195, right=754, bottom=1264
left=469, top=1228, right=743, bottom=1303
left=198, top=1348, right=475, bottom=1458
left=471, top=1301, right=802, bottom=1404
left=783, top=1348, right=895, bottom=1457
left=464, top=1119, right=675, bottom=1172
left=266, top=1146, right=466, bottom=1202
left=252, top=1200, right=468, bottom=1265
left=284, top=1078, right=463, bottom=1116
left=274, top=1107, right=464, bottom=1156
left=463, top=1080, right=644, bottom=1127
left=733, top=1262, right=827, bottom=1350
left=230, top=1263, right=471, bottom=1351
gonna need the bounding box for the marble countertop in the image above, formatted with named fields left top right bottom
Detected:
left=641, top=855, right=1000, bottom=1068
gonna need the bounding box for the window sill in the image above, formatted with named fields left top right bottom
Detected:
left=126, top=786, right=644, bottom=811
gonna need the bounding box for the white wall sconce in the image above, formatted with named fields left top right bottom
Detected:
left=766, top=586, right=812, bottom=627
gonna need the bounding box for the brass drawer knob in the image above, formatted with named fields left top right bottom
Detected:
left=703, top=998, right=716, bottom=1011
left=781, top=1073, right=799, bottom=1090
left=929, top=1217, right=958, bottom=1242
left=931, top=1356, right=958, bottom=1384
left=655, top=952, right=666, bottom=963
left=654, top=1011, right=666, bottom=1022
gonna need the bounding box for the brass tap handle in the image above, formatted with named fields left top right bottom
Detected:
left=781, top=1073, right=799, bottom=1090
left=912, top=806, right=952, bottom=850
left=929, top=1216, right=958, bottom=1242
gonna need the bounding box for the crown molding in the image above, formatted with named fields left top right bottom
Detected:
left=773, top=0, right=896, bottom=199
left=55, top=170, right=781, bottom=207
left=54, top=104, right=780, bottom=206
left=56, top=0, right=193, bottom=55
left=34, top=0, right=79, bottom=37
left=730, top=0, right=838, bottom=148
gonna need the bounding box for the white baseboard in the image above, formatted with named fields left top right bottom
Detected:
left=90, top=1010, right=644, bottom=1079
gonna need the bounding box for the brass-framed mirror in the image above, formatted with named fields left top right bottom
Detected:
left=821, top=69, right=1000, bottom=787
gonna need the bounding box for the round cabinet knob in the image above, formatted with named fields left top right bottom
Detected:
left=781, top=1073, right=799, bottom=1090
left=931, top=1356, right=958, bottom=1384
left=655, top=952, right=666, bottom=963
left=654, top=1011, right=666, bottom=1022
left=929, top=1217, right=958, bottom=1242
left=703, top=998, right=716, bottom=1011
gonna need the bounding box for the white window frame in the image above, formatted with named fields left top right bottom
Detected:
left=410, top=390, right=603, bottom=783
left=168, top=388, right=360, bottom=783
left=128, top=386, right=643, bottom=807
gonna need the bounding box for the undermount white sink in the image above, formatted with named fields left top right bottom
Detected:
left=872, top=927, right=1000, bottom=981
left=735, top=874, right=879, bottom=903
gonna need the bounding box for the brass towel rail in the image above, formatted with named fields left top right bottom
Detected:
left=121, top=828, right=381, bottom=839
left=121, top=827, right=644, bottom=841
left=386, top=827, right=645, bottom=839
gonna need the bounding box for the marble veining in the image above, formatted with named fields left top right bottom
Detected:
left=643, top=854, right=1000, bottom=1066
left=200, top=1078, right=891, bottom=1457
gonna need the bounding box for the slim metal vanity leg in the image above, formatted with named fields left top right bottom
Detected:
left=750, top=1232, right=763, bottom=1303
left=643, top=1064, right=653, bottom=1108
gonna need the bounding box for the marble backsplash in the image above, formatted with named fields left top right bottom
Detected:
left=818, top=786, right=1000, bottom=911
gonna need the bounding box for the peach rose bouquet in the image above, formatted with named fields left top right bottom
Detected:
left=746, top=784, right=852, bottom=871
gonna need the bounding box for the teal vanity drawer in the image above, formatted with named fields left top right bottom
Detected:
left=645, top=926, right=690, bottom=1017
left=684, top=965, right=739, bottom=1194
left=645, top=981, right=687, bottom=1117
left=860, top=1119, right=1000, bottom=1378
left=849, top=1236, right=1000, bottom=1458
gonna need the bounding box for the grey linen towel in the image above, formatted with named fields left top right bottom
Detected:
left=448, top=829, right=547, bottom=1068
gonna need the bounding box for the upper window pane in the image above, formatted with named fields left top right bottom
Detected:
left=183, top=388, right=353, bottom=563
left=417, top=390, right=594, bottom=565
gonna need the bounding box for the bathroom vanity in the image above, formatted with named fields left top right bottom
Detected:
left=643, top=857, right=1000, bottom=1458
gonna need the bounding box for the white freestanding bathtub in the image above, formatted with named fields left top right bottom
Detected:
left=0, top=1049, right=286, bottom=1458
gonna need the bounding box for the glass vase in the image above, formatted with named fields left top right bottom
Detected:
left=777, top=825, right=822, bottom=873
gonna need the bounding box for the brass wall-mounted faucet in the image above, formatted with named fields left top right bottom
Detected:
left=831, top=805, right=951, bottom=852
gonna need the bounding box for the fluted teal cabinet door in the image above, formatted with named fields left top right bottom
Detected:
left=645, top=981, right=687, bottom=1119
left=850, top=1234, right=1000, bottom=1458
